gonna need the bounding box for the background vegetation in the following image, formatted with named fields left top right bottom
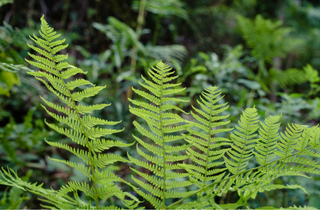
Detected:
left=1, top=0, right=320, bottom=208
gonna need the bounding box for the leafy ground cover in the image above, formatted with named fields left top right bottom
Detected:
left=1, top=0, right=320, bottom=208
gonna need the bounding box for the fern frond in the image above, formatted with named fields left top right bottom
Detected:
left=22, top=15, right=137, bottom=208
left=240, top=178, right=309, bottom=200
left=129, top=61, right=193, bottom=208
left=183, top=86, right=233, bottom=195
left=0, top=63, right=33, bottom=73
left=237, top=14, right=303, bottom=62
left=275, top=123, right=305, bottom=158
left=255, top=115, right=281, bottom=165
left=280, top=205, right=318, bottom=210
left=0, top=168, right=82, bottom=209
left=225, top=107, right=259, bottom=175
left=269, top=68, right=306, bottom=88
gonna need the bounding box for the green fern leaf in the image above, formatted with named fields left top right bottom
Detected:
left=182, top=86, right=232, bottom=195
left=129, top=61, right=193, bottom=208
left=23, top=15, right=137, bottom=208
left=225, top=107, right=259, bottom=175
left=275, top=123, right=305, bottom=158
left=255, top=115, right=281, bottom=165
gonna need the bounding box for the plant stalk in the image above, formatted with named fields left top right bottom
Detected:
left=127, top=0, right=146, bottom=100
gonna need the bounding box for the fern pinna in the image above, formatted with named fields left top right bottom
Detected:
left=128, top=61, right=194, bottom=209
left=24, top=15, right=137, bottom=209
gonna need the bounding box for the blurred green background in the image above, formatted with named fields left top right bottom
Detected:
left=1, top=0, right=320, bottom=208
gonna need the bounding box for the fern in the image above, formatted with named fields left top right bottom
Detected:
left=255, top=115, right=281, bottom=165
left=2, top=15, right=320, bottom=210
left=181, top=86, right=231, bottom=192
left=128, top=61, right=193, bottom=209
left=167, top=93, right=320, bottom=209
left=132, top=0, right=188, bottom=19
left=237, top=14, right=303, bottom=62
left=4, top=15, right=137, bottom=209
left=225, top=107, right=259, bottom=175
left=269, top=67, right=306, bottom=88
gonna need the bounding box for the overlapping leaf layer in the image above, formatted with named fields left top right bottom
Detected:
left=1, top=16, right=320, bottom=210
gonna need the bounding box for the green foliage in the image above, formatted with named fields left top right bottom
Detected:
left=93, top=17, right=147, bottom=69
left=128, top=62, right=192, bottom=208
left=237, top=14, right=306, bottom=96
left=0, top=0, right=12, bottom=7
left=0, top=21, right=27, bottom=64
left=0, top=21, right=29, bottom=95
left=225, top=107, right=259, bottom=175
left=182, top=86, right=231, bottom=192
left=0, top=107, right=49, bottom=168
left=303, top=64, right=320, bottom=96
left=1, top=15, right=320, bottom=210
left=269, top=67, right=306, bottom=88
left=15, top=15, right=138, bottom=209
left=0, top=169, right=32, bottom=209
left=237, top=14, right=303, bottom=62
left=132, top=0, right=188, bottom=19
left=0, top=69, right=20, bottom=96
left=93, top=17, right=187, bottom=70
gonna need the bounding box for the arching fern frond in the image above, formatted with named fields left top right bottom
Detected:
left=255, top=115, right=281, bottom=165
left=15, top=15, right=137, bottom=209
left=269, top=68, right=306, bottom=88
left=225, top=107, right=259, bottom=175
left=181, top=86, right=232, bottom=194
left=128, top=61, right=193, bottom=209
left=237, top=14, right=304, bottom=62
left=238, top=123, right=320, bottom=200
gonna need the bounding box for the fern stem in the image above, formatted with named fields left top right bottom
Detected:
left=49, top=55, right=100, bottom=208
left=202, top=97, right=215, bottom=191
left=152, top=15, right=161, bottom=46
left=160, top=71, right=166, bottom=209
left=61, top=0, right=70, bottom=29
left=235, top=124, right=250, bottom=175
left=262, top=127, right=272, bottom=165
left=128, top=0, right=146, bottom=100
left=167, top=143, right=320, bottom=208
left=57, top=74, right=100, bottom=208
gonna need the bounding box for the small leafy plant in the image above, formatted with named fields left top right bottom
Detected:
left=1, top=15, right=320, bottom=209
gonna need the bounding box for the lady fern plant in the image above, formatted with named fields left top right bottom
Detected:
left=1, top=15, right=320, bottom=209
left=0, top=15, right=138, bottom=209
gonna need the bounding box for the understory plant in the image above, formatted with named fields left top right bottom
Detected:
left=1, top=15, right=320, bottom=209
